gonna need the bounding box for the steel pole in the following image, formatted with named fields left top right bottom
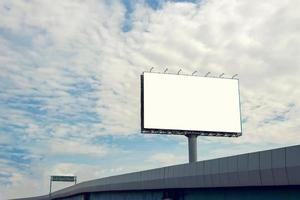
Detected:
left=49, top=178, right=52, bottom=196
left=187, top=134, right=197, bottom=163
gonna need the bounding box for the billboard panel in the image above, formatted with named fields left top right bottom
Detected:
left=51, top=176, right=76, bottom=182
left=141, top=72, right=242, bottom=136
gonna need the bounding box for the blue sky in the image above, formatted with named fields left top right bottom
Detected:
left=0, top=0, right=300, bottom=199
left=121, top=0, right=199, bottom=31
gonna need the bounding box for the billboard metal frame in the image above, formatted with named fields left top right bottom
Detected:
left=140, top=72, right=242, bottom=138
left=50, top=175, right=77, bottom=196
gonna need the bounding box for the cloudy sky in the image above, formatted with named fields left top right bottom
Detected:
left=0, top=0, right=300, bottom=199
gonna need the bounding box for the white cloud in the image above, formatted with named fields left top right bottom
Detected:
left=91, top=0, right=300, bottom=143
left=0, top=133, right=11, bottom=144
left=0, top=161, right=45, bottom=200
left=149, top=152, right=186, bottom=166
left=48, top=138, right=108, bottom=156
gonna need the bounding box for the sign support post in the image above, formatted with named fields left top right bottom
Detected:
left=186, top=134, right=197, bottom=163
left=49, top=178, right=52, bottom=195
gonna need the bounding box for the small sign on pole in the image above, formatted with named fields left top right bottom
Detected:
left=50, top=175, right=77, bottom=195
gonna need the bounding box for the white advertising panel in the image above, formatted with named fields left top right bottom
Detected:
left=141, top=72, right=242, bottom=135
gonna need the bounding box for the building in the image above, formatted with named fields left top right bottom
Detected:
left=17, top=144, right=300, bottom=200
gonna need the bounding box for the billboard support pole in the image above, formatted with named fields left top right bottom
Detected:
left=186, top=134, right=197, bottom=163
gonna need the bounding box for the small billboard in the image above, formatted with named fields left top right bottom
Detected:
left=50, top=175, right=77, bottom=194
left=141, top=72, right=242, bottom=137
left=51, top=175, right=76, bottom=182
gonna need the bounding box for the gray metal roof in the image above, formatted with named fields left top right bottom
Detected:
left=15, top=144, right=300, bottom=200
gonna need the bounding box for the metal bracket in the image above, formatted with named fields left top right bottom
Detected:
left=232, top=74, right=238, bottom=79
left=205, top=72, right=211, bottom=77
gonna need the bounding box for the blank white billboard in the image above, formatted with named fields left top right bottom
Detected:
left=141, top=72, right=242, bottom=135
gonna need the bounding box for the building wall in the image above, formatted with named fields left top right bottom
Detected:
left=60, top=186, right=300, bottom=200
left=184, top=187, right=300, bottom=200
left=59, top=195, right=84, bottom=200
left=89, top=191, right=163, bottom=200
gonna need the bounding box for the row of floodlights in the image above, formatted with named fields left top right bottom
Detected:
left=147, top=67, right=238, bottom=79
